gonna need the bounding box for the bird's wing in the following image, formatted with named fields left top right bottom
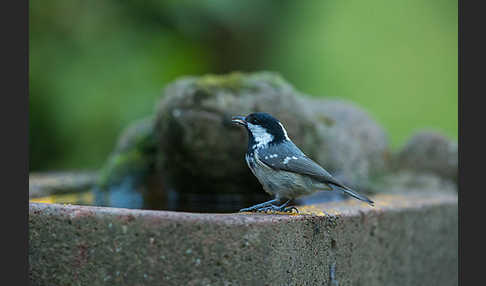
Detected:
left=257, top=142, right=374, bottom=205
left=257, top=142, right=338, bottom=185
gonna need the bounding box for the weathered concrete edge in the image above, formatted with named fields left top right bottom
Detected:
left=29, top=192, right=458, bottom=286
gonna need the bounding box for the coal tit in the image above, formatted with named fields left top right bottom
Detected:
left=232, top=112, right=374, bottom=213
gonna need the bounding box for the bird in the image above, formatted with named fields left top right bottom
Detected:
left=231, top=112, right=374, bottom=213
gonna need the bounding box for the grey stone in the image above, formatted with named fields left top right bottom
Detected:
left=298, top=98, right=390, bottom=191
left=29, top=171, right=98, bottom=198
left=393, top=130, right=458, bottom=185
left=154, top=72, right=390, bottom=198
left=369, top=171, right=457, bottom=195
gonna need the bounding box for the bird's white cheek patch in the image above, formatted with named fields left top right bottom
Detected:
left=247, top=123, right=274, bottom=148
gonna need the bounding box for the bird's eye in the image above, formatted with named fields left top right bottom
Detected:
left=246, top=116, right=257, bottom=124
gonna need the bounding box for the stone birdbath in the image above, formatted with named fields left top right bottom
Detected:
left=29, top=72, right=458, bottom=286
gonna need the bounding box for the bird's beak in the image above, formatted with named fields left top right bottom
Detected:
left=231, top=115, right=247, bottom=126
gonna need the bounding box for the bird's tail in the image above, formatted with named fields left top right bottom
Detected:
left=331, top=183, right=374, bottom=206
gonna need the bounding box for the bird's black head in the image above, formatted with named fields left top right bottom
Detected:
left=232, top=112, right=290, bottom=149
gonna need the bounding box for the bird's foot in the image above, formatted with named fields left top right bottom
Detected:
left=239, top=199, right=280, bottom=212
left=239, top=199, right=298, bottom=214
left=259, top=204, right=299, bottom=214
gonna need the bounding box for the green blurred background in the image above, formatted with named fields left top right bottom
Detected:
left=29, top=0, right=457, bottom=171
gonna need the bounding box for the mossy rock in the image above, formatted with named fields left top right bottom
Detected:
left=154, top=71, right=390, bottom=196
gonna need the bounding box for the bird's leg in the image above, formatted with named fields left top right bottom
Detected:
left=259, top=200, right=299, bottom=214
left=239, top=199, right=280, bottom=212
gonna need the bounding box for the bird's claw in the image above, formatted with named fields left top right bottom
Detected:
left=240, top=204, right=299, bottom=214
left=283, top=206, right=299, bottom=213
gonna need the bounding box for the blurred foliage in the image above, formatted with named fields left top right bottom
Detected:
left=263, top=0, right=458, bottom=148
left=29, top=0, right=457, bottom=171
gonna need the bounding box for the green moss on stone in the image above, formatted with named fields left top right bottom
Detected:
left=97, top=150, right=151, bottom=188
left=196, top=72, right=246, bottom=91
left=194, top=71, right=290, bottom=94
left=97, top=117, right=157, bottom=189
